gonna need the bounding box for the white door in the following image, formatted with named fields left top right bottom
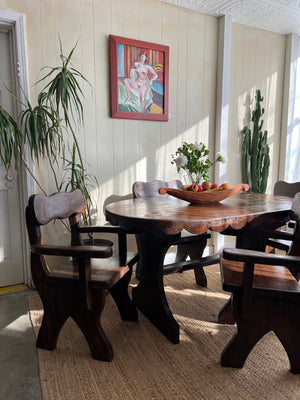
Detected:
left=0, top=28, right=24, bottom=286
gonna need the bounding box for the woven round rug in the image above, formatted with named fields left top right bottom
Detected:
left=29, top=265, right=299, bottom=400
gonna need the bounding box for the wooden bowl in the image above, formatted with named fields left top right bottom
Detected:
left=159, top=184, right=249, bottom=204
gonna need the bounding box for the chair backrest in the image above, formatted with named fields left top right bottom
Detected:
left=102, top=193, right=133, bottom=215
left=274, top=181, right=300, bottom=198
left=26, top=189, right=85, bottom=246
left=132, top=179, right=182, bottom=198
left=291, top=192, right=300, bottom=220
left=286, top=193, right=300, bottom=258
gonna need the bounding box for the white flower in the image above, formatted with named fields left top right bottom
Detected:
left=192, top=143, right=202, bottom=151
left=175, top=155, right=188, bottom=168
left=216, top=152, right=227, bottom=163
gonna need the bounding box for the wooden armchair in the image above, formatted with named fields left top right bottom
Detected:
left=221, top=180, right=300, bottom=253
left=26, top=190, right=138, bottom=361
left=132, top=180, right=220, bottom=286
left=266, top=180, right=300, bottom=252
left=219, top=193, right=300, bottom=373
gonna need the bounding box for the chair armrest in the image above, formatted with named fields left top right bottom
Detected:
left=79, top=225, right=124, bottom=234
left=79, top=224, right=128, bottom=265
left=31, top=244, right=113, bottom=258
left=223, top=248, right=300, bottom=269
left=261, top=230, right=294, bottom=240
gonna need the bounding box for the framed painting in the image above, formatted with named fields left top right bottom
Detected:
left=109, top=35, right=169, bottom=121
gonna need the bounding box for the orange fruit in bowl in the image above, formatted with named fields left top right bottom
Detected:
left=221, top=182, right=229, bottom=190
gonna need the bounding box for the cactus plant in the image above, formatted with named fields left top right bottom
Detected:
left=241, top=89, right=270, bottom=193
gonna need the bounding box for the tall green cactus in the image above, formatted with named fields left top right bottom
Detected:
left=241, top=90, right=270, bottom=193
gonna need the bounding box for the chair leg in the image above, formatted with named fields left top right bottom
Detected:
left=72, top=290, right=114, bottom=362
left=221, top=319, right=270, bottom=368
left=174, top=244, right=189, bottom=264
left=37, top=305, right=69, bottom=351
left=109, top=270, right=138, bottom=322
left=193, top=267, right=207, bottom=287
left=221, top=294, right=270, bottom=368
left=36, top=287, right=70, bottom=351
left=186, top=238, right=208, bottom=287
left=135, top=259, right=142, bottom=280
left=274, top=310, right=300, bottom=374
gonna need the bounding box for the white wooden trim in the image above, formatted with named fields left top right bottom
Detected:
left=280, top=33, right=300, bottom=183
left=215, top=14, right=231, bottom=184
left=213, top=14, right=232, bottom=252
left=0, top=10, right=34, bottom=286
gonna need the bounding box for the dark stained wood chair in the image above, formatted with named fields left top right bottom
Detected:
left=26, top=189, right=138, bottom=361
left=219, top=193, right=300, bottom=373
left=266, top=180, right=300, bottom=252
left=132, top=180, right=220, bottom=286
left=220, top=180, right=300, bottom=253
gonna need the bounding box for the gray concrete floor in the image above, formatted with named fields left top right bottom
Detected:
left=0, top=289, right=43, bottom=400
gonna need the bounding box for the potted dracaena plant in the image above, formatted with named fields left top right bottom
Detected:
left=0, top=39, right=97, bottom=228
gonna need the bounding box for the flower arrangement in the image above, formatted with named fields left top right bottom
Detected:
left=171, top=141, right=226, bottom=184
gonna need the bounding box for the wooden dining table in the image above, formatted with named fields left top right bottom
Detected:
left=105, top=191, right=292, bottom=344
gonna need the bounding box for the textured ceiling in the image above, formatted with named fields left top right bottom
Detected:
left=160, top=0, right=300, bottom=35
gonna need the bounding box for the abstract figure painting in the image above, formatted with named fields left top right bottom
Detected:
left=109, top=35, right=169, bottom=121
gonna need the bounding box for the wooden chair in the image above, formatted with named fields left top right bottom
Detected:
left=266, top=180, right=300, bottom=252
left=132, top=180, right=220, bottom=286
left=26, top=189, right=138, bottom=361
left=219, top=193, right=300, bottom=373
left=221, top=180, right=300, bottom=253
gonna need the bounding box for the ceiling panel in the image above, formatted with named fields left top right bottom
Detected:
left=160, top=0, right=300, bottom=35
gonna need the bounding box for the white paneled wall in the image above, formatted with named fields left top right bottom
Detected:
left=227, top=23, right=286, bottom=193
left=0, top=0, right=219, bottom=223
left=0, top=0, right=286, bottom=225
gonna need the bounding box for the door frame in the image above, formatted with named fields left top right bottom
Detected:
left=0, top=10, right=34, bottom=286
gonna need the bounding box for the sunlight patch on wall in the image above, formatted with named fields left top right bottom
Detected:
left=155, top=117, right=211, bottom=183
left=182, top=116, right=210, bottom=145
left=98, top=157, right=147, bottom=223
left=265, top=72, right=278, bottom=139
left=156, top=136, right=179, bottom=180
left=238, top=92, right=252, bottom=132
left=265, top=71, right=278, bottom=187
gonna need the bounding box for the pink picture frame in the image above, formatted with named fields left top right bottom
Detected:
left=109, top=35, right=169, bottom=121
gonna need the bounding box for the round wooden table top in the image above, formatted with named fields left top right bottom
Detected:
left=105, top=192, right=293, bottom=235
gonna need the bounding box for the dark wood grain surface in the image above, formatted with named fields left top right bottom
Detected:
left=106, top=192, right=292, bottom=234
left=105, top=192, right=293, bottom=343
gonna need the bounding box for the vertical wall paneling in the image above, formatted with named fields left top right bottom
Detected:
left=203, top=16, right=218, bottom=153
left=214, top=15, right=231, bottom=185
left=176, top=9, right=188, bottom=147
left=228, top=23, right=285, bottom=191
left=93, top=0, right=115, bottom=214
left=159, top=2, right=179, bottom=180
left=213, top=15, right=232, bottom=252
left=0, top=0, right=286, bottom=220
left=185, top=12, right=205, bottom=143
left=123, top=0, right=141, bottom=192
left=268, top=34, right=285, bottom=186
left=79, top=0, right=98, bottom=187
left=138, top=0, right=162, bottom=182
left=111, top=0, right=126, bottom=195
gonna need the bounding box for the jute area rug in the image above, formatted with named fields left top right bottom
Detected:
left=29, top=265, right=299, bottom=400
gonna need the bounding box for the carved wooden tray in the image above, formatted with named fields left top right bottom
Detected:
left=159, top=184, right=249, bottom=204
